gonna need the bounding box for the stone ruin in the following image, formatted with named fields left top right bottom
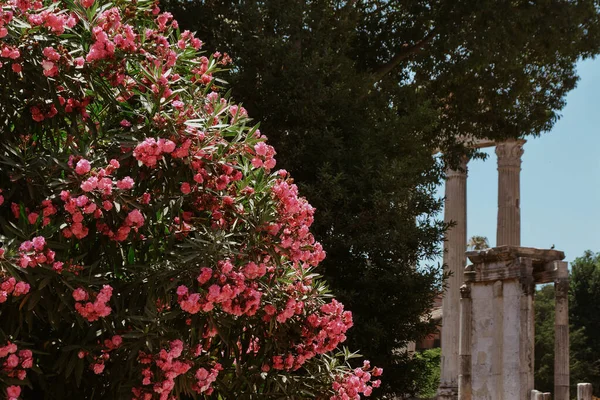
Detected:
left=435, top=139, right=572, bottom=400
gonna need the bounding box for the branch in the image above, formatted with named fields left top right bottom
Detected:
left=371, top=28, right=437, bottom=82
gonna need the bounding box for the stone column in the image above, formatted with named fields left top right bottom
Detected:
left=496, top=139, right=526, bottom=246
left=438, top=158, right=468, bottom=399
left=555, top=261, right=570, bottom=400
left=464, top=247, right=564, bottom=399
left=458, top=284, right=472, bottom=400
left=578, top=383, right=593, bottom=400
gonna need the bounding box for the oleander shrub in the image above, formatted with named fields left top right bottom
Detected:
left=0, top=0, right=381, bottom=398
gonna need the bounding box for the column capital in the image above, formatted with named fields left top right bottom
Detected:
left=496, top=139, right=526, bottom=169
left=446, top=156, right=469, bottom=179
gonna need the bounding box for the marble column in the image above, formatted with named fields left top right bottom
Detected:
left=496, top=139, right=526, bottom=246
left=554, top=261, right=570, bottom=400
left=458, top=284, right=472, bottom=400
left=438, top=158, right=468, bottom=399
left=577, top=383, right=593, bottom=400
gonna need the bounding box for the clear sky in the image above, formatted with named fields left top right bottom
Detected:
left=435, top=57, right=600, bottom=266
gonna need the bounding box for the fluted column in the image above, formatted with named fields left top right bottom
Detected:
left=458, top=284, right=472, bottom=400
left=438, top=157, right=468, bottom=399
left=496, top=139, right=525, bottom=246
left=555, top=261, right=570, bottom=400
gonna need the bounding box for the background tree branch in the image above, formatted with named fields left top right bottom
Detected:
left=371, top=27, right=437, bottom=82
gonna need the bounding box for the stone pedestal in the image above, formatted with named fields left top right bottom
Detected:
left=496, top=139, right=525, bottom=246
left=438, top=158, right=468, bottom=399
left=458, top=246, right=567, bottom=400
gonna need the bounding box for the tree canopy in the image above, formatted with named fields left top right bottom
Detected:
left=160, top=0, right=600, bottom=395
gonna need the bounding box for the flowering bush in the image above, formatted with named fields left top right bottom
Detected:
left=0, top=0, right=381, bottom=398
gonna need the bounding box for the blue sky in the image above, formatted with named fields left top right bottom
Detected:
left=435, top=57, right=600, bottom=266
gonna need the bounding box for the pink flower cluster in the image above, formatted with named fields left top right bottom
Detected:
left=331, top=361, right=382, bottom=400
left=176, top=259, right=263, bottom=317
left=133, top=340, right=193, bottom=400
left=41, top=46, right=60, bottom=77
left=6, top=385, right=21, bottom=400
left=177, top=30, right=202, bottom=51
left=193, top=364, right=222, bottom=395
left=57, top=94, right=91, bottom=118
left=271, top=178, right=326, bottom=267
left=86, top=7, right=136, bottom=62
left=251, top=141, right=276, bottom=170
left=0, top=341, right=33, bottom=383
left=0, top=277, right=30, bottom=303
left=57, top=158, right=144, bottom=241
left=27, top=9, right=77, bottom=35
left=82, top=335, right=123, bottom=374
left=18, top=236, right=56, bottom=268
left=27, top=199, right=58, bottom=226
left=73, top=285, right=113, bottom=322
left=30, top=104, right=57, bottom=122
left=305, top=300, right=353, bottom=353
left=133, top=138, right=176, bottom=168
left=270, top=299, right=353, bottom=372
left=61, top=192, right=94, bottom=239
left=0, top=7, right=14, bottom=38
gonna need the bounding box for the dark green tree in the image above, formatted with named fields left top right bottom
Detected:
left=534, top=285, right=593, bottom=397
left=161, top=0, right=600, bottom=395
left=569, top=251, right=600, bottom=394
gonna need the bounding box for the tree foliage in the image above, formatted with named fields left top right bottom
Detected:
left=534, top=285, right=593, bottom=397
left=569, top=251, right=600, bottom=394
left=160, top=0, right=600, bottom=395
left=0, top=0, right=383, bottom=398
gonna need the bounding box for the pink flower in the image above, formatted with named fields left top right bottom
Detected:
left=32, top=236, right=46, bottom=251
left=180, top=182, right=191, bottom=194
left=75, top=159, right=91, bottom=175
left=13, top=282, right=30, bottom=296
left=72, top=288, right=89, bottom=302
left=111, top=335, right=123, bottom=347
left=42, top=47, right=60, bottom=61
left=6, top=386, right=21, bottom=399
left=92, top=363, right=105, bottom=374
left=254, top=142, right=268, bottom=156
left=197, top=268, right=213, bottom=284
left=81, top=176, right=98, bottom=192
left=80, top=0, right=94, bottom=8
left=116, top=176, right=134, bottom=189
left=126, top=209, right=144, bottom=227
left=27, top=212, right=39, bottom=224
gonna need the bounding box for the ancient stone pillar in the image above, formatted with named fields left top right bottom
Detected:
left=462, top=247, right=565, bottom=400
left=438, top=158, right=468, bottom=399
left=496, top=139, right=526, bottom=246
left=578, top=383, right=593, bottom=400
left=458, top=284, right=472, bottom=400
left=555, top=261, right=570, bottom=400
